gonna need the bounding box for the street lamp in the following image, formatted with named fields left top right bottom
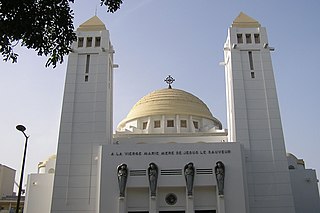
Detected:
left=15, top=124, right=29, bottom=213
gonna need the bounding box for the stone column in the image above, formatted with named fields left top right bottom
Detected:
left=118, top=197, right=126, bottom=213
left=149, top=196, right=158, bottom=213
left=186, top=193, right=194, bottom=213
left=217, top=193, right=225, bottom=213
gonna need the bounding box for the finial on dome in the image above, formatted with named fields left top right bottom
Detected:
left=164, top=75, right=175, bottom=89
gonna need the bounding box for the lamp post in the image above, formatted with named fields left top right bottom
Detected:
left=15, top=124, right=29, bottom=213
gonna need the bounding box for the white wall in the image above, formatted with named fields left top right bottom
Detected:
left=24, top=173, right=54, bottom=213
left=287, top=154, right=320, bottom=213
left=99, top=142, right=248, bottom=213
left=289, top=169, right=320, bottom=213
left=0, top=165, right=15, bottom=198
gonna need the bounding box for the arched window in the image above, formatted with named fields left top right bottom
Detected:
left=288, top=165, right=295, bottom=170
left=48, top=168, right=55, bottom=174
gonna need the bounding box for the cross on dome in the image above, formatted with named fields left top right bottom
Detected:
left=164, top=75, right=175, bottom=89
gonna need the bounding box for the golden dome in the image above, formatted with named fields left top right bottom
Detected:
left=118, top=88, right=221, bottom=128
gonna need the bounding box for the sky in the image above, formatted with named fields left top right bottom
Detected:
left=0, top=0, right=319, bottom=191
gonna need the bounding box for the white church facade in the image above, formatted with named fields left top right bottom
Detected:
left=24, top=13, right=320, bottom=213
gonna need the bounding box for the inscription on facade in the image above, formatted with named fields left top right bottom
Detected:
left=109, top=149, right=231, bottom=157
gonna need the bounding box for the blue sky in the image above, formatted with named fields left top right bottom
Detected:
left=1, top=0, right=319, bottom=189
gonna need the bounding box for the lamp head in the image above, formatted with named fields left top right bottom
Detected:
left=16, top=125, right=26, bottom=132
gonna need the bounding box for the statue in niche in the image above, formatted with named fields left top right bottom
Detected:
left=215, top=161, right=225, bottom=196
left=117, top=163, right=128, bottom=197
left=184, top=162, right=195, bottom=196
left=148, top=162, right=158, bottom=197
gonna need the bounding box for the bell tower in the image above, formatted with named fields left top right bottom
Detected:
left=51, top=16, right=115, bottom=213
left=223, top=12, right=295, bottom=213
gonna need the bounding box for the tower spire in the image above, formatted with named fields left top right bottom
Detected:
left=232, top=12, right=260, bottom=28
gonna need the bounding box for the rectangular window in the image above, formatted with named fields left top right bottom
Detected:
left=245, top=34, right=252, bottom=43
left=193, top=121, right=199, bottom=129
left=180, top=120, right=187, bottom=128
left=248, top=51, right=254, bottom=70
left=95, top=37, right=101, bottom=47
left=78, top=37, right=84, bottom=47
left=154, top=120, right=160, bottom=128
left=85, top=75, right=89, bottom=82
left=85, top=55, right=90, bottom=73
left=86, top=37, right=92, bottom=47
left=237, top=34, right=243, bottom=43
left=254, top=34, right=260, bottom=43
left=142, top=122, right=147, bottom=130
left=167, top=120, right=174, bottom=127
left=251, top=72, right=255, bottom=78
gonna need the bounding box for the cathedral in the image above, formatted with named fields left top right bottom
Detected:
left=24, top=13, right=320, bottom=213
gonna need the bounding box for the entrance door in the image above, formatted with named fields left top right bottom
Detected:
left=159, top=211, right=185, bottom=213
left=128, top=212, right=149, bottom=213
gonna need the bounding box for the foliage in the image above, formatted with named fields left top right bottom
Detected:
left=100, top=0, right=123, bottom=13
left=0, top=0, right=123, bottom=68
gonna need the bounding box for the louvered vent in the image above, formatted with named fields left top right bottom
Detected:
left=161, top=169, right=182, bottom=176
left=129, top=170, right=146, bottom=176
left=196, top=168, right=213, bottom=175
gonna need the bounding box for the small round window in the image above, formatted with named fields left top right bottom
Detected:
left=165, top=193, right=177, bottom=205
